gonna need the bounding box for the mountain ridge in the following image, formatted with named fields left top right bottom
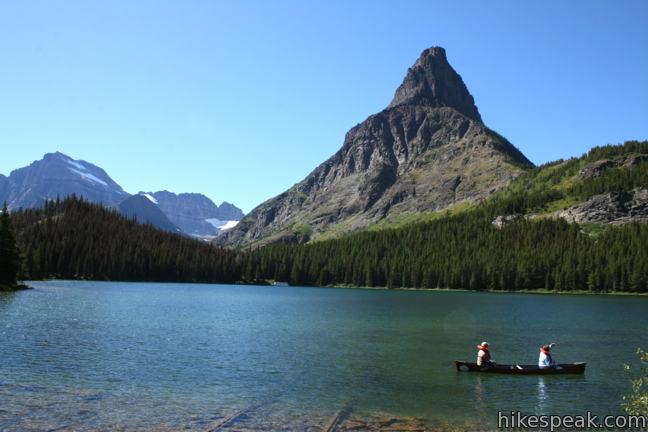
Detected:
left=117, top=194, right=181, bottom=234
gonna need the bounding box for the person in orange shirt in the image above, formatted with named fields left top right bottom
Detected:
left=476, top=341, right=493, bottom=368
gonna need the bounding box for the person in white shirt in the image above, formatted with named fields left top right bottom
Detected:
left=538, top=343, right=556, bottom=368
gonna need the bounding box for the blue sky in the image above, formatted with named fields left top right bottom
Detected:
left=1, top=1, right=647, bottom=212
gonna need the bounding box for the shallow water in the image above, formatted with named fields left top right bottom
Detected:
left=1, top=281, right=646, bottom=430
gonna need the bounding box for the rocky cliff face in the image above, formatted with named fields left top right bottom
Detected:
left=388, top=47, right=482, bottom=121
left=0, top=152, right=128, bottom=210
left=0, top=175, right=8, bottom=204
left=216, top=201, right=245, bottom=221
left=558, top=188, right=648, bottom=224
left=579, top=155, right=648, bottom=179
left=220, top=47, right=533, bottom=246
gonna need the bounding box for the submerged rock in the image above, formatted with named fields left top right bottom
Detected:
left=334, top=413, right=468, bottom=432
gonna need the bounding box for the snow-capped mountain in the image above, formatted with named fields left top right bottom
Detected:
left=1, top=152, right=244, bottom=238
left=149, top=191, right=242, bottom=239
left=0, top=152, right=127, bottom=210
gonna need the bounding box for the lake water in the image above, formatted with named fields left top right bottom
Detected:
left=1, top=281, right=646, bottom=431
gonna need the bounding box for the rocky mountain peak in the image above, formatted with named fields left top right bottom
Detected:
left=217, top=201, right=245, bottom=220
left=388, top=46, right=481, bottom=121
left=2, top=152, right=128, bottom=210
left=219, top=46, right=531, bottom=247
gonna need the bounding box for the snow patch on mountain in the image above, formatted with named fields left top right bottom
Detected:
left=220, top=220, right=239, bottom=230
left=141, top=193, right=158, bottom=204
left=205, top=218, right=239, bottom=231
left=66, top=158, right=87, bottom=171
left=68, top=168, right=108, bottom=186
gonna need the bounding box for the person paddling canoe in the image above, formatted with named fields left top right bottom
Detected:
left=538, top=343, right=556, bottom=368
left=476, top=342, right=493, bottom=368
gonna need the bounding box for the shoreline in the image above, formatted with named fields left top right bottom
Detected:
left=395, top=286, right=648, bottom=297
left=21, top=278, right=648, bottom=297
left=327, top=284, right=648, bottom=297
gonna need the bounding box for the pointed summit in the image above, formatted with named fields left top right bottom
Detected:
left=388, top=47, right=481, bottom=121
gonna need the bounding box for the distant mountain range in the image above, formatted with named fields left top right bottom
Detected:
left=0, top=151, right=243, bottom=238
left=143, top=190, right=243, bottom=237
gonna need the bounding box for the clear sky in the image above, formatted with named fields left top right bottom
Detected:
left=1, top=1, right=647, bottom=213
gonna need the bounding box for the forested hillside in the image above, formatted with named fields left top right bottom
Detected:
left=484, top=140, right=648, bottom=218
left=241, top=214, right=648, bottom=292
left=239, top=140, right=648, bottom=292
left=12, top=198, right=239, bottom=283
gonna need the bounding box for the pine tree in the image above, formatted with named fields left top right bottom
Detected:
left=0, top=202, right=22, bottom=289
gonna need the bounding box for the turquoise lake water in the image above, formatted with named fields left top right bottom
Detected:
left=1, top=281, right=647, bottom=430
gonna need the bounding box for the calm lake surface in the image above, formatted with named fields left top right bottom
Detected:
left=1, top=281, right=647, bottom=431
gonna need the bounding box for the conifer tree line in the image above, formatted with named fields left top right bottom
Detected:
left=5, top=140, right=648, bottom=293
left=241, top=215, right=648, bottom=292
left=7, top=198, right=648, bottom=293
left=0, top=202, right=23, bottom=290
left=10, top=197, right=239, bottom=283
